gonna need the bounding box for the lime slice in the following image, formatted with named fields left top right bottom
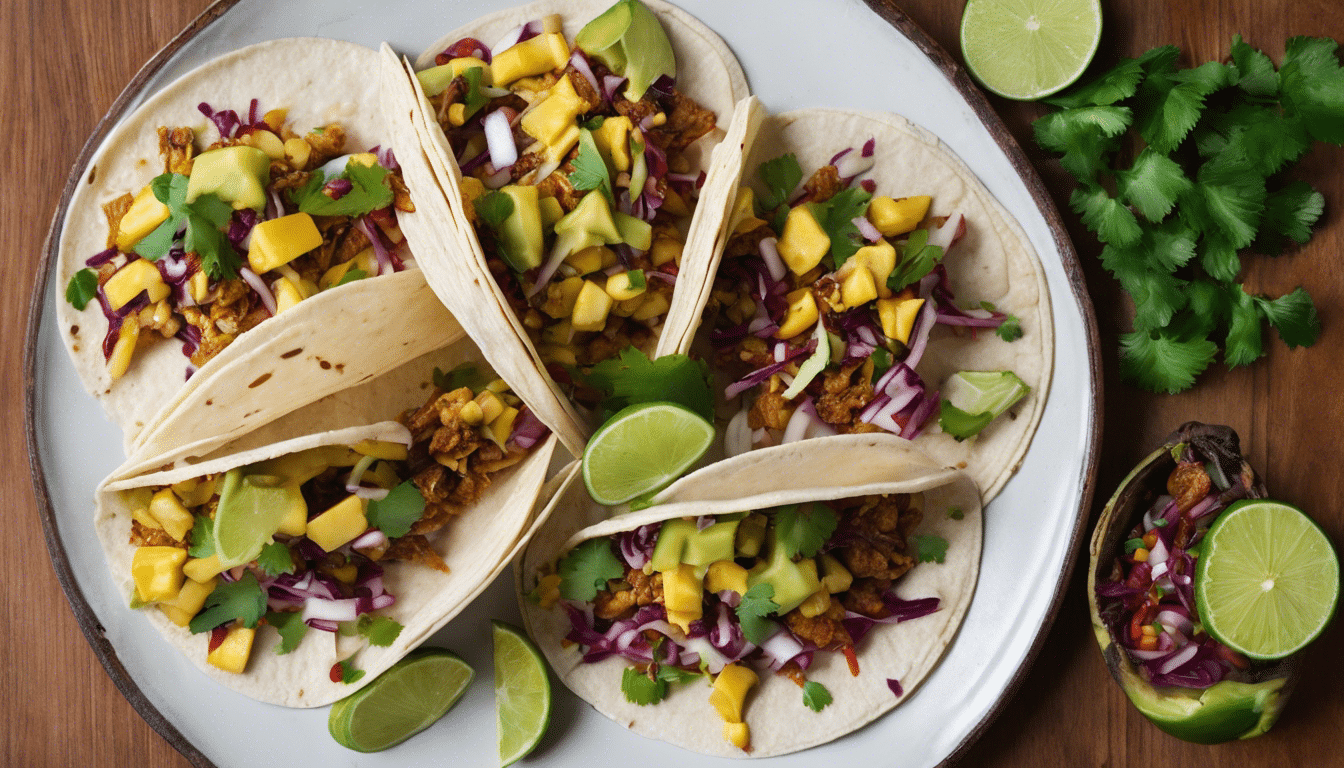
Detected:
left=493, top=620, right=551, bottom=767
left=213, top=469, right=305, bottom=568
left=582, top=401, right=714, bottom=505
left=960, top=0, right=1103, bottom=100
left=328, top=647, right=473, bottom=752
left=1195, top=500, right=1340, bottom=660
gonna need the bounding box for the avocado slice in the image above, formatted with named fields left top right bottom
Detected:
left=650, top=517, right=696, bottom=572
left=575, top=0, right=675, bottom=101
left=497, top=185, right=545, bottom=271
left=550, top=189, right=622, bottom=263
left=682, top=519, right=740, bottom=568
left=186, top=145, right=271, bottom=211
left=747, top=534, right=820, bottom=615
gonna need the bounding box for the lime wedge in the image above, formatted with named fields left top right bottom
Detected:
left=582, top=401, right=714, bottom=505
left=493, top=620, right=551, bottom=767
left=960, top=0, right=1103, bottom=100
left=213, top=469, right=305, bottom=568
left=1196, top=500, right=1340, bottom=660
left=328, top=647, right=473, bottom=752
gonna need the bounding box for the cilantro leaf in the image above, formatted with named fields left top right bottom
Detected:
left=568, top=128, right=613, bottom=203
left=1032, top=106, right=1132, bottom=153
left=188, top=571, right=266, bottom=633
left=911, top=534, right=949, bottom=564
left=186, top=210, right=242, bottom=280
left=1099, top=242, right=1187, bottom=331
left=1256, top=180, right=1324, bottom=251
left=1116, top=148, right=1191, bottom=222
left=558, top=538, right=624, bottom=602
left=1198, top=235, right=1241, bottom=284
left=621, top=666, right=666, bottom=706
left=657, top=666, right=701, bottom=685
left=356, top=615, right=404, bottom=647
left=736, top=583, right=780, bottom=645
left=773, top=503, right=837, bottom=559
left=582, top=347, right=714, bottom=423
left=1181, top=160, right=1266, bottom=250
left=462, top=67, right=490, bottom=121
left=995, top=314, right=1023, bottom=342
left=1135, top=75, right=1211, bottom=154
left=1070, top=185, right=1141, bottom=246
left=1224, top=286, right=1264, bottom=367
left=1119, top=330, right=1219, bottom=394
left=337, top=660, right=366, bottom=685
left=947, top=507, right=965, bottom=521
left=188, top=515, right=216, bottom=558
left=1279, top=36, right=1344, bottom=144
left=473, top=190, right=515, bottom=230
left=802, top=681, right=833, bottom=712
left=294, top=162, right=394, bottom=218
left=1254, top=287, right=1321, bottom=348
left=65, top=268, right=99, bottom=310
left=266, top=611, right=308, bottom=655
left=886, top=229, right=944, bottom=292
left=1230, top=35, right=1279, bottom=98
left=433, top=362, right=493, bottom=392
left=757, top=154, right=803, bottom=212
left=256, top=541, right=295, bottom=577
left=1137, top=45, right=1181, bottom=76
left=1044, top=59, right=1145, bottom=108
left=820, top=186, right=873, bottom=269
left=366, top=481, right=426, bottom=539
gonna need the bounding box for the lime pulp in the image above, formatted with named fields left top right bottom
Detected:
left=328, top=647, right=474, bottom=752
left=582, top=401, right=715, bottom=505
left=960, top=0, right=1103, bottom=100
left=493, top=620, right=552, bottom=767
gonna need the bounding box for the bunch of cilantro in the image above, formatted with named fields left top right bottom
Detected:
left=1034, top=36, right=1342, bottom=392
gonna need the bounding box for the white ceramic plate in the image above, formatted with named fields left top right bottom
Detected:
left=29, top=0, right=1100, bottom=765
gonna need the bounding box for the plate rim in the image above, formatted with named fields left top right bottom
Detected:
left=25, top=1, right=1103, bottom=766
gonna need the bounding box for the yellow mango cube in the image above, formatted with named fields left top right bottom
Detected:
left=206, top=625, right=255, bottom=674
left=852, top=239, right=898, bottom=294
left=521, top=75, right=586, bottom=157
left=114, top=186, right=171, bottom=250
left=605, top=271, right=647, bottom=301
left=306, top=495, right=368, bottom=553
left=539, top=195, right=565, bottom=229
left=592, top=116, right=634, bottom=172
left=819, top=553, right=853, bottom=594
left=705, top=561, right=749, bottom=595
left=488, top=406, right=520, bottom=449
left=283, top=137, right=311, bottom=169
left=565, top=245, right=607, bottom=275
left=776, top=205, right=830, bottom=275
left=247, top=213, right=323, bottom=274
left=662, top=564, right=704, bottom=627
left=105, top=258, right=170, bottom=310
left=171, top=476, right=217, bottom=508
left=709, top=663, right=759, bottom=723
left=274, top=489, right=309, bottom=537
left=727, top=187, right=767, bottom=237
left=244, top=129, right=286, bottom=160
left=868, top=195, right=931, bottom=237
left=649, top=236, right=682, bottom=266
left=106, top=320, right=140, bottom=380
left=273, top=276, right=305, bottom=314
left=776, top=288, right=819, bottom=340
left=328, top=563, right=359, bottom=584
left=148, top=488, right=194, bottom=542
left=839, top=262, right=879, bottom=309
left=571, top=280, right=614, bottom=332
left=542, top=276, right=585, bottom=319
left=132, top=546, right=187, bottom=603
left=492, top=33, right=571, bottom=85
left=538, top=344, right=578, bottom=367
left=183, top=554, right=226, bottom=584
left=632, top=292, right=671, bottom=323
left=797, top=588, right=833, bottom=618
left=877, top=297, right=926, bottom=344
left=475, top=390, right=506, bottom=425
left=157, top=576, right=217, bottom=627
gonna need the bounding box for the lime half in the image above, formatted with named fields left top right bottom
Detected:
left=960, top=0, right=1103, bottom=100
left=582, top=401, right=714, bottom=505
left=1196, top=500, right=1340, bottom=660
left=329, top=648, right=473, bottom=752
left=493, top=621, right=551, bottom=767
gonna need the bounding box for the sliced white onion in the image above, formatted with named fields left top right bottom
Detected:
left=926, top=210, right=966, bottom=252
left=350, top=529, right=389, bottom=550
left=853, top=215, right=882, bottom=243
left=239, top=268, right=277, bottom=316
left=1157, top=642, right=1201, bottom=675
left=758, top=237, right=787, bottom=282
left=724, top=408, right=752, bottom=458
left=483, top=109, right=518, bottom=169
left=302, top=597, right=359, bottom=624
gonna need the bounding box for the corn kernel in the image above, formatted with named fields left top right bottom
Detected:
left=448, top=103, right=467, bottom=127
left=245, top=129, right=286, bottom=160
left=189, top=270, right=209, bottom=302
left=283, top=137, right=311, bottom=169
left=798, top=589, right=832, bottom=618
left=262, top=108, right=288, bottom=132
left=533, top=574, right=562, bottom=609
left=632, top=291, right=671, bottom=323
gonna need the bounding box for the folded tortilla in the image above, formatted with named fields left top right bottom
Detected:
left=379, top=0, right=754, bottom=455
left=97, top=340, right=561, bottom=707
left=57, top=38, right=461, bottom=458
left=517, top=433, right=981, bottom=757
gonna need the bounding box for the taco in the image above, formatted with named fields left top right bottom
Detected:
left=517, top=433, right=981, bottom=756
left=57, top=38, right=461, bottom=456
left=96, top=346, right=559, bottom=707
left=379, top=0, right=754, bottom=453
left=673, top=109, right=1053, bottom=501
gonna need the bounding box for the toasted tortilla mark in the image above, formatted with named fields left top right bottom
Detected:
left=205, top=399, right=213, bottom=406
left=249, top=373, right=273, bottom=389
left=318, top=359, right=332, bottom=370
left=335, top=363, right=345, bottom=372
left=87, top=165, right=97, bottom=184
left=70, top=325, right=79, bottom=336
left=280, top=348, right=304, bottom=359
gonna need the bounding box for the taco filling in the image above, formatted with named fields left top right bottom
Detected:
left=418, top=0, right=721, bottom=404
left=122, top=366, right=548, bottom=676
left=533, top=492, right=945, bottom=751
left=65, top=99, right=415, bottom=381
left=708, top=147, right=1030, bottom=453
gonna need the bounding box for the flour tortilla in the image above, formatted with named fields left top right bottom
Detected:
left=57, top=38, right=461, bottom=458
left=517, top=433, right=981, bottom=757
left=679, top=109, right=1054, bottom=502
left=96, top=341, right=560, bottom=708
left=381, top=0, right=753, bottom=455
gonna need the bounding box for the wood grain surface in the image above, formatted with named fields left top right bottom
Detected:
left=9, top=1, right=1343, bottom=766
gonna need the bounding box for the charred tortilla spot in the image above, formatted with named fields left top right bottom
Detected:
left=248, top=373, right=273, bottom=388
left=87, top=165, right=97, bottom=184
left=280, top=348, right=303, bottom=359
left=70, top=325, right=79, bottom=336
left=318, top=359, right=332, bottom=370
left=205, top=399, right=213, bottom=406
left=335, top=363, right=345, bottom=372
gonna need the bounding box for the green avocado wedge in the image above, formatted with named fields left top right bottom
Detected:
left=1087, top=422, right=1302, bottom=744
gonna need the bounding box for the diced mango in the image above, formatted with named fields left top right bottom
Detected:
left=417, top=57, right=493, bottom=96
left=776, top=288, right=819, bottom=340
left=244, top=129, right=286, bottom=160
left=709, top=663, right=758, bottom=724
left=565, top=245, right=607, bottom=275
left=157, top=576, right=216, bottom=627
left=132, top=546, right=187, bottom=603
left=723, top=722, right=751, bottom=751
left=107, top=320, right=140, bottom=380
left=819, top=553, right=853, bottom=594
left=188, top=270, right=209, bottom=303
left=492, top=33, right=571, bottom=85
left=488, top=406, right=520, bottom=449
left=351, top=440, right=409, bottom=461
left=797, top=588, right=833, bottom=618
left=170, top=476, right=216, bottom=508
left=649, top=237, right=682, bottom=266
left=273, top=276, right=304, bottom=314
left=705, top=561, right=749, bottom=596
left=206, top=625, right=255, bottom=674
left=851, top=239, right=898, bottom=295
left=663, top=564, right=704, bottom=632
left=776, top=205, right=830, bottom=275
left=148, top=488, right=194, bottom=542
left=262, top=108, right=288, bottom=131
left=283, top=137, right=311, bottom=169
left=592, top=116, right=634, bottom=172
left=532, top=573, right=562, bottom=609
left=521, top=75, right=587, bottom=159
left=186, top=145, right=270, bottom=211
left=727, top=187, right=767, bottom=237
left=541, top=276, right=585, bottom=319
left=248, top=213, right=323, bottom=274
left=632, top=291, right=671, bottom=323
left=572, top=280, right=614, bottom=332
left=538, top=344, right=578, bottom=367
left=839, top=261, right=879, bottom=309
left=868, top=195, right=931, bottom=237
left=274, top=489, right=308, bottom=537
left=605, top=270, right=646, bottom=301
left=328, top=562, right=359, bottom=584
left=114, top=186, right=171, bottom=250
left=539, top=195, right=565, bottom=228
left=475, top=390, right=506, bottom=425
left=877, top=297, right=925, bottom=344
left=183, top=554, right=226, bottom=584
left=306, top=495, right=368, bottom=552
left=105, top=258, right=170, bottom=310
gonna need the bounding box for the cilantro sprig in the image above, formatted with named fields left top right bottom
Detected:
left=773, top=503, right=838, bottom=559
left=735, top=583, right=780, bottom=645
left=558, top=538, right=625, bottom=602
left=1034, top=35, right=1336, bottom=392
left=581, top=346, right=714, bottom=423
left=754, top=154, right=873, bottom=269
left=290, top=161, right=393, bottom=218
left=137, top=173, right=242, bottom=280
left=188, top=571, right=266, bottom=634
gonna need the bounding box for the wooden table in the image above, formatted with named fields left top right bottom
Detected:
left=7, top=0, right=1342, bottom=765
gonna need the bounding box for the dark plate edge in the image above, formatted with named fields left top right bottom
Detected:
left=856, top=1, right=1104, bottom=766
left=24, top=2, right=243, bottom=767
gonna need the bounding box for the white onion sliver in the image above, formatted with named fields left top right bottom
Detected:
left=239, top=268, right=277, bottom=315
left=724, top=409, right=752, bottom=458
left=758, top=237, right=787, bottom=282
left=853, top=215, right=882, bottom=243
left=302, top=597, right=359, bottom=624
left=350, top=529, right=389, bottom=550
left=1157, top=642, right=1201, bottom=675
left=483, top=109, right=518, bottom=169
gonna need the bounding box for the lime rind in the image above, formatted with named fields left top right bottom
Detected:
left=493, top=620, right=552, bottom=767
left=960, top=0, right=1104, bottom=100
left=329, top=647, right=473, bottom=752
left=582, top=401, right=715, bottom=505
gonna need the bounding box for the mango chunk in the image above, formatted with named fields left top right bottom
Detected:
left=351, top=440, right=409, bottom=461
left=248, top=213, right=323, bottom=274
left=776, top=288, right=819, bottom=340
left=776, top=205, right=830, bottom=275
left=851, top=239, right=898, bottom=296
left=723, top=722, right=751, bottom=750
left=663, top=564, right=704, bottom=632
left=593, top=115, right=634, bottom=171
left=157, top=576, right=217, bottom=627
left=132, top=546, right=187, bottom=603
left=522, top=75, right=587, bottom=158
left=728, top=187, right=767, bottom=237
left=839, top=261, right=879, bottom=309
left=106, top=320, right=140, bottom=380
left=186, top=145, right=270, bottom=211
left=488, top=406, right=520, bottom=449
left=274, top=488, right=309, bottom=537
left=571, top=280, right=614, bottom=332
left=819, top=553, right=853, bottom=594
left=649, top=236, right=682, bottom=267
left=868, top=195, right=931, bottom=237
left=273, top=276, right=304, bottom=314
left=207, top=625, right=256, bottom=674
left=565, top=245, right=607, bottom=276
left=183, top=554, right=226, bottom=584
left=417, top=56, right=493, bottom=96
left=171, top=476, right=217, bottom=509
left=148, top=488, right=194, bottom=542
left=631, top=291, right=670, bottom=323
left=105, top=258, right=170, bottom=311
left=492, top=33, right=571, bottom=85
left=877, top=297, right=926, bottom=344
left=114, top=186, right=171, bottom=250
left=306, top=495, right=368, bottom=552
left=709, top=663, right=758, bottom=724
left=605, top=270, right=646, bottom=301
left=705, top=560, right=749, bottom=596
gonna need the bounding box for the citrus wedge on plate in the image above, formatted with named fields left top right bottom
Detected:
left=493, top=620, right=551, bottom=766
left=328, top=647, right=473, bottom=752
left=960, top=0, right=1103, bottom=100
left=582, top=401, right=714, bottom=505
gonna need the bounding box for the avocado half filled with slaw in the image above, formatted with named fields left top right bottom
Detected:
left=517, top=433, right=980, bottom=757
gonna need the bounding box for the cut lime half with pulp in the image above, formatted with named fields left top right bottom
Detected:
left=1195, top=500, right=1340, bottom=660
left=493, top=620, right=551, bottom=767
left=960, top=0, right=1103, bottom=100
left=328, top=647, right=473, bottom=752
left=582, top=401, right=715, bottom=505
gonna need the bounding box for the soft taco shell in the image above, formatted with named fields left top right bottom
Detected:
left=676, top=109, right=1054, bottom=502
left=517, top=433, right=981, bottom=757
left=57, top=38, right=460, bottom=456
